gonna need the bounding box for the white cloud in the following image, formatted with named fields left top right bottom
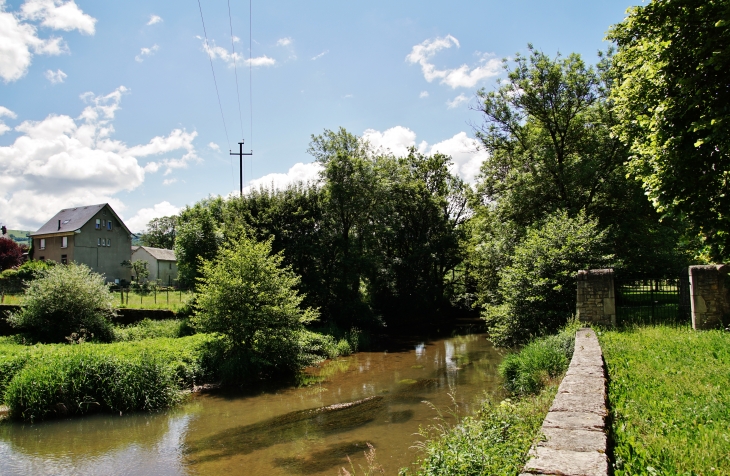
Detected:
left=0, top=106, right=17, bottom=135
left=162, top=178, right=177, bottom=186
left=361, top=126, right=486, bottom=183
left=147, top=14, right=162, bottom=26
left=406, top=35, right=501, bottom=88
left=44, top=68, right=66, bottom=83
left=20, top=0, right=96, bottom=34
left=208, top=142, right=220, bottom=151
left=311, top=50, right=328, bottom=60
left=135, top=44, right=159, bottom=62
left=198, top=37, right=275, bottom=68
left=276, top=37, right=291, bottom=46
left=0, top=87, right=199, bottom=229
left=419, top=91, right=429, bottom=98
left=446, top=93, right=468, bottom=109
left=125, top=201, right=180, bottom=232
left=243, top=162, right=322, bottom=194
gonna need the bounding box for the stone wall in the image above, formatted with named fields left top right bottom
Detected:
left=521, top=328, right=608, bottom=476
left=576, top=269, right=615, bottom=326
left=689, top=264, right=730, bottom=330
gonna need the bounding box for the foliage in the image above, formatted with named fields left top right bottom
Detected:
left=1, top=334, right=215, bottom=421
left=0, top=260, right=55, bottom=294
left=8, top=263, right=116, bottom=343
left=193, top=232, right=318, bottom=378
left=139, top=215, right=177, bottom=249
left=608, top=1, right=730, bottom=261
left=113, top=319, right=192, bottom=341
left=121, top=259, right=150, bottom=283
left=403, top=386, right=556, bottom=476
left=482, top=210, right=612, bottom=346
left=499, top=319, right=580, bottom=395
left=0, top=237, right=23, bottom=271
left=174, top=198, right=224, bottom=288
left=600, top=326, right=730, bottom=475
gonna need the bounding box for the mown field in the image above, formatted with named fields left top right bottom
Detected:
left=600, top=326, right=730, bottom=475
left=2, top=289, right=195, bottom=311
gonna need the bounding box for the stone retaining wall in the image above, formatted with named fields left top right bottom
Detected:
left=576, top=269, right=615, bottom=327
left=522, top=328, right=608, bottom=476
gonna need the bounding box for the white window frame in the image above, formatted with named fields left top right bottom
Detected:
left=106, top=238, right=111, bottom=247
left=95, top=219, right=101, bottom=230
left=98, top=238, right=101, bottom=246
left=61, top=236, right=68, bottom=248
left=39, top=238, right=45, bottom=250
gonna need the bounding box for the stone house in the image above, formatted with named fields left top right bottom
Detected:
left=30, top=203, right=132, bottom=283
left=131, top=246, right=178, bottom=286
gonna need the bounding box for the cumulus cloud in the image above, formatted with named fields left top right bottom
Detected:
left=276, top=37, right=291, bottom=46
left=162, top=178, right=177, bottom=186
left=406, top=35, right=501, bottom=89
left=125, top=201, right=180, bottom=232
left=20, top=0, right=96, bottom=34
left=446, top=93, right=468, bottom=109
left=243, top=162, right=322, bottom=194
left=147, top=14, right=162, bottom=26
left=311, top=50, right=328, bottom=60
left=0, top=87, right=199, bottom=229
left=419, top=91, right=429, bottom=98
left=44, top=68, right=66, bottom=83
left=362, top=126, right=486, bottom=183
left=0, top=106, right=16, bottom=135
left=135, top=44, right=159, bottom=62
left=208, top=142, right=220, bottom=151
left=198, top=37, right=275, bottom=68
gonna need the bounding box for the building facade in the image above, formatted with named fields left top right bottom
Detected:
left=31, top=204, right=132, bottom=283
left=131, top=246, right=178, bottom=286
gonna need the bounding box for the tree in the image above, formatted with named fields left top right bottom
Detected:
left=483, top=211, right=613, bottom=346
left=193, top=232, right=318, bottom=377
left=139, top=216, right=177, bottom=249
left=608, top=0, right=730, bottom=261
left=121, top=259, right=150, bottom=283
left=174, top=199, right=224, bottom=288
left=8, top=263, right=115, bottom=343
left=0, top=237, right=23, bottom=271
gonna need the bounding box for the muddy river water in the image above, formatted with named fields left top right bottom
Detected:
left=0, top=333, right=504, bottom=475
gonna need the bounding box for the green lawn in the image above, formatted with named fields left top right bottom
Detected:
left=2, top=288, right=194, bottom=311
left=600, top=326, right=730, bottom=475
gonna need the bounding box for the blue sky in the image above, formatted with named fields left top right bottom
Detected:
left=0, top=0, right=639, bottom=232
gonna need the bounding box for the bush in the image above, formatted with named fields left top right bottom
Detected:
left=483, top=210, right=612, bottom=346
left=499, top=318, right=581, bottom=395
left=193, top=233, right=318, bottom=380
left=8, top=263, right=115, bottom=343
left=113, top=319, right=190, bottom=341
left=0, top=238, right=23, bottom=271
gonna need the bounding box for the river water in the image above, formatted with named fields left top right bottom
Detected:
left=0, top=333, right=504, bottom=475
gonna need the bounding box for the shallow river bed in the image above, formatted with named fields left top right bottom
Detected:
left=0, top=333, right=504, bottom=475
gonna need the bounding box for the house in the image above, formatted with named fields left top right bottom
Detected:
left=30, top=203, right=132, bottom=283
left=131, top=246, right=178, bottom=286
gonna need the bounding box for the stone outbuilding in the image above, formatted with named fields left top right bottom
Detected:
left=131, top=245, right=178, bottom=286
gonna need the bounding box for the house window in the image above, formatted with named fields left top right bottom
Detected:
left=39, top=238, right=45, bottom=250
left=107, top=220, right=113, bottom=231
left=95, top=219, right=101, bottom=229
left=39, top=256, right=45, bottom=261
left=101, top=239, right=106, bottom=247
left=61, top=254, right=67, bottom=265
left=169, top=262, right=172, bottom=269
left=107, top=238, right=111, bottom=247
left=98, top=238, right=101, bottom=246
left=61, top=236, right=68, bottom=248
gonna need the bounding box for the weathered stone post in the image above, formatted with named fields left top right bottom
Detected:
left=689, top=264, right=730, bottom=330
left=576, top=269, right=616, bottom=327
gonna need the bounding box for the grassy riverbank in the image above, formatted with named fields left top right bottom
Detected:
left=600, top=325, right=730, bottom=475
left=403, top=322, right=579, bottom=475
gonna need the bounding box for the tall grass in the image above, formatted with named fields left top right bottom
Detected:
left=600, top=325, right=730, bottom=475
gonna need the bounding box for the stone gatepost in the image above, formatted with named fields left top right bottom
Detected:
left=689, top=264, right=730, bottom=330
left=576, top=269, right=616, bottom=327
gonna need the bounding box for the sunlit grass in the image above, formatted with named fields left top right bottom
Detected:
left=600, top=325, right=730, bottom=475
left=2, top=289, right=194, bottom=311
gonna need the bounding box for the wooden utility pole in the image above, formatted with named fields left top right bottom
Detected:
left=230, top=140, right=253, bottom=197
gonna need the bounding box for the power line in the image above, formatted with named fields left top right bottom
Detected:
left=197, top=0, right=234, bottom=191
left=249, top=0, right=254, bottom=180
left=227, top=0, right=245, bottom=144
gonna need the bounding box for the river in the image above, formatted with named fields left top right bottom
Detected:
left=0, top=333, right=504, bottom=475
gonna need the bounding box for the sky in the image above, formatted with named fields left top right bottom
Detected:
left=0, top=0, right=641, bottom=232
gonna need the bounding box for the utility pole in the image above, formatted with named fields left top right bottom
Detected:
left=230, top=140, right=253, bottom=197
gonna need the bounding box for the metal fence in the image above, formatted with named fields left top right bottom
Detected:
left=615, top=274, right=691, bottom=326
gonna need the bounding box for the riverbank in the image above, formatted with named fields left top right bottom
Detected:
left=600, top=325, right=730, bottom=475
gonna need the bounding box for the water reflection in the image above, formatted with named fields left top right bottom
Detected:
left=0, top=333, right=504, bottom=476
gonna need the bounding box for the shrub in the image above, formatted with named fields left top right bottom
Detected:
left=113, top=319, right=189, bottom=341
left=0, top=238, right=23, bottom=271
left=193, top=233, right=318, bottom=379
left=8, top=263, right=115, bottom=342
left=498, top=318, right=581, bottom=395
left=483, top=210, right=612, bottom=346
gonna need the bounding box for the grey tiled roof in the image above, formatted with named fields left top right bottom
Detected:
left=31, top=203, right=131, bottom=236
left=136, top=246, right=176, bottom=261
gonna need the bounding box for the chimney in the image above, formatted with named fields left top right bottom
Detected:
left=58, top=219, right=61, bottom=230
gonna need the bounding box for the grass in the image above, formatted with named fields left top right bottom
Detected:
left=600, top=325, right=730, bottom=475
left=2, top=289, right=195, bottom=310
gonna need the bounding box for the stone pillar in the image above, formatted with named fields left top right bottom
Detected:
left=576, top=269, right=615, bottom=327
left=689, top=264, right=730, bottom=330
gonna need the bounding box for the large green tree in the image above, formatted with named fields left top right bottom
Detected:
left=608, top=0, right=730, bottom=260
left=139, top=216, right=177, bottom=249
